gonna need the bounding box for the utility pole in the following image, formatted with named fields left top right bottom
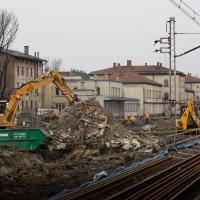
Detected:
left=154, top=17, right=177, bottom=130
left=155, top=16, right=200, bottom=133
left=168, top=17, right=177, bottom=119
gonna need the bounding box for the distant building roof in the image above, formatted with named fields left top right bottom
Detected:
left=185, top=88, right=195, bottom=93
left=109, top=69, right=162, bottom=86
left=89, top=61, right=185, bottom=77
left=1, top=49, right=47, bottom=62
left=185, top=74, right=200, bottom=83
left=61, top=71, right=90, bottom=80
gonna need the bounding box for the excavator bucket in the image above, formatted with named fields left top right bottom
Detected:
left=0, top=128, right=47, bottom=150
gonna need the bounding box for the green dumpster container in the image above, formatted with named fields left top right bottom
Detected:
left=0, top=128, right=47, bottom=150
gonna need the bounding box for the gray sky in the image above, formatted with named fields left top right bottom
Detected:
left=1, top=0, right=200, bottom=74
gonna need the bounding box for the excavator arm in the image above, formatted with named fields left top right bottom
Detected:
left=0, top=70, right=77, bottom=127
left=177, top=99, right=200, bottom=130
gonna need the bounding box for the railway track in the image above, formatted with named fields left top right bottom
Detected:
left=106, top=153, right=200, bottom=200
left=50, top=131, right=200, bottom=200
left=53, top=156, right=172, bottom=200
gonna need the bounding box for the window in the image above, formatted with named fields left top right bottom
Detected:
left=153, top=91, right=155, bottom=99
left=17, top=66, right=19, bottom=76
left=111, top=87, right=114, bottom=96
left=96, top=87, right=100, bottom=95
left=26, top=100, right=28, bottom=110
left=56, top=103, right=65, bottom=111
left=80, top=82, right=84, bottom=89
left=164, top=79, right=169, bottom=87
left=35, top=89, right=38, bottom=95
left=164, top=92, right=169, bottom=100
left=22, top=67, right=24, bottom=76
left=197, top=86, right=200, bottom=92
left=35, top=101, right=37, bottom=110
left=22, top=101, right=24, bottom=110
left=197, top=96, right=200, bottom=101
left=31, top=68, right=33, bottom=77
left=158, top=91, right=161, bottom=99
left=30, top=100, right=33, bottom=110
left=26, top=68, right=29, bottom=76
left=16, top=82, right=19, bottom=88
left=117, top=88, right=120, bottom=97
left=55, top=88, right=60, bottom=96
left=147, top=89, right=151, bottom=99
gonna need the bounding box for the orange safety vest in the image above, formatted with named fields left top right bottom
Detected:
left=129, top=115, right=136, bottom=122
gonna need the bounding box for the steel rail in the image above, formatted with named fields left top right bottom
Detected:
left=105, top=153, right=200, bottom=200
left=140, top=163, right=200, bottom=200
left=57, top=156, right=171, bottom=200
left=170, top=176, right=200, bottom=200
left=125, top=155, right=200, bottom=200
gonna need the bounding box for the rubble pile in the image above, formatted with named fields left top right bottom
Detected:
left=45, top=99, right=140, bottom=154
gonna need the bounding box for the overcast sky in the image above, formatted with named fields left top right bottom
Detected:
left=1, top=0, right=200, bottom=74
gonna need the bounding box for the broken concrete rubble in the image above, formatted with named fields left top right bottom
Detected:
left=44, top=99, right=143, bottom=157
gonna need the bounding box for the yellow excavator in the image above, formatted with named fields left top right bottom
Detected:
left=177, top=99, right=200, bottom=130
left=0, top=70, right=78, bottom=128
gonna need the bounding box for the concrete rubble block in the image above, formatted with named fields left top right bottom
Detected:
left=93, top=171, right=108, bottom=182
left=132, top=139, right=141, bottom=149
left=56, top=143, right=66, bottom=150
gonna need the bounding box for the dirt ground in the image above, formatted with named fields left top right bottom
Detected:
left=0, top=147, right=152, bottom=200
left=0, top=100, right=177, bottom=200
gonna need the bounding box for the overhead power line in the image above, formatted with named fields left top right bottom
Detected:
left=169, top=0, right=200, bottom=27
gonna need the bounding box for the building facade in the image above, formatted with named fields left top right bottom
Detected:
left=89, top=60, right=186, bottom=115
left=185, top=74, right=200, bottom=102
left=0, top=46, right=45, bottom=113
left=43, top=73, right=140, bottom=117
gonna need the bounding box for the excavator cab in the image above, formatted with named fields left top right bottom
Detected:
left=0, top=100, right=7, bottom=114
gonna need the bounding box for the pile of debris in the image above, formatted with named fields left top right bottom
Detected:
left=44, top=99, right=141, bottom=155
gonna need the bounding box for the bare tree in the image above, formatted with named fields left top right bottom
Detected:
left=51, top=58, right=62, bottom=71
left=0, top=9, right=18, bottom=99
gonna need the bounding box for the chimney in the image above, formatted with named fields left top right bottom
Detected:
left=113, top=63, right=117, bottom=68
left=24, top=46, right=29, bottom=55
left=145, top=63, right=148, bottom=66
left=159, top=63, right=162, bottom=67
left=157, top=62, right=160, bottom=66
left=117, top=63, right=120, bottom=67
left=127, top=60, right=132, bottom=66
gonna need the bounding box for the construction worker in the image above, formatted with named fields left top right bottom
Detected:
left=129, top=115, right=136, bottom=124
left=144, top=112, right=150, bottom=123
left=122, top=115, right=129, bottom=124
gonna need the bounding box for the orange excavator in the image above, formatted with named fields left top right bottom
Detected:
left=177, top=99, right=200, bottom=130
left=0, top=70, right=78, bottom=128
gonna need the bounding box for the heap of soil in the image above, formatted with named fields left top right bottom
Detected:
left=44, top=99, right=137, bottom=158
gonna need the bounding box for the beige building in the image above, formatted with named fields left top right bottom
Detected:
left=89, top=60, right=186, bottom=115
left=108, top=69, right=163, bottom=115
left=43, top=73, right=140, bottom=116
left=185, top=74, right=200, bottom=102
left=0, top=46, right=46, bottom=113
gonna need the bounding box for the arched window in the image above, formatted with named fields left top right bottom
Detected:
left=164, top=79, right=169, bottom=87
left=164, top=92, right=169, bottom=100
left=196, top=86, right=200, bottom=92
left=96, top=87, right=100, bottom=95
